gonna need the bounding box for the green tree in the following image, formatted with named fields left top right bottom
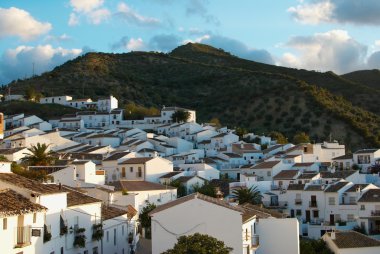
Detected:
left=0, top=155, right=9, bottom=162
left=232, top=186, right=262, bottom=205
left=209, top=117, right=222, bottom=128
left=11, top=162, right=52, bottom=182
left=162, top=233, right=233, bottom=254
left=192, top=182, right=217, bottom=198
left=171, top=110, right=191, bottom=123
left=24, top=86, right=43, bottom=102
left=21, top=143, right=56, bottom=166
left=139, top=202, right=156, bottom=239
left=300, top=239, right=333, bottom=254
left=169, top=180, right=187, bottom=197
left=293, top=132, right=311, bottom=144
left=269, top=131, right=287, bottom=144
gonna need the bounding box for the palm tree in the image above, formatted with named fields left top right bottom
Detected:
left=232, top=186, right=262, bottom=205
left=21, top=143, right=56, bottom=166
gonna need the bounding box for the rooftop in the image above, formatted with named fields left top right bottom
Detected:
left=0, top=173, right=63, bottom=195
left=109, top=181, right=176, bottom=192
left=63, top=186, right=101, bottom=207
left=0, top=189, right=47, bottom=217
left=119, top=157, right=154, bottom=164
left=358, top=189, right=380, bottom=203
left=273, top=170, right=299, bottom=180
left=324, top=181, right=350, bottom=192
left=251, top=160, right=280, bottom=169
left=102, top=205, right=137, bottom=221
left=326, top=230, right=380, bottom=249
left=103, top=152, right=131, bottom=161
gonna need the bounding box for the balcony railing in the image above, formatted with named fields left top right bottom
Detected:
left=295, top=199, right=302, bottom=205
left=252, top=234, right=259, bottom=247
left=309, top=201, right=318, bottom=207
left=15, top=226, right=31, bottom=248
left=371, top=210, right=380, bottom=216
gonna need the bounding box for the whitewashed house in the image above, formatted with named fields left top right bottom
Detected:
left=323, top=231, right=380, bottom=254
left=353, top=149, right=380, bottom=173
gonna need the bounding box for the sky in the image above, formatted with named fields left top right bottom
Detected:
left=1, top=0, right=380, bottom=85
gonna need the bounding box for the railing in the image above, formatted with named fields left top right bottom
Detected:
left=295, top=199, right=302, bottom=205
left=15, top=226, right=31, bottom=248
left=309, top=201, right=318, bottom=207
left=251, top=234, right=259, bottom=247
left=371, top=210, right=380, bottom=216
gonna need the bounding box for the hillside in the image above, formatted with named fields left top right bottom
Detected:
left=341, top=69, right=380, bottom=91
left=3, top=43, right=380, bottom=149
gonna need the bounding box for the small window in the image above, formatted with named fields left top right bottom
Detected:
left=130, top=167, right=133, bottom=172
left=3, top=218, right=7, bottom=230
left=296, top=210, right=302, bottom=216
left=360, top=205, right=365, bottom=210
left=114, top=228, right=117, bottom=245
left=106, top=231, right=109, bottom=242
left=328, top=197, right=335, bottom=205
left=267, top=171, right=271, bottom=177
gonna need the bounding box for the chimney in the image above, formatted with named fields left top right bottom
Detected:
left=331, top=231, right=336, bottom=240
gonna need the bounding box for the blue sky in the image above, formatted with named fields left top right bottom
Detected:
left=1, top=0, right=380, bottom=84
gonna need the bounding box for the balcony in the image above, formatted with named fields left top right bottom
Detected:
left=295, top=199, right=302, bottom=205
left=252, top=234, right=260, bottom=247
left=15, top=226, right=31, bottom=248
left=309, top=201, right=318, bottom=207
left=371, top=210, right=380, bottom=216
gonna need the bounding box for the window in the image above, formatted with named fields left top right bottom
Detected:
left=3, top=218, right=7, bottom=230
left=347, top=214, right=355, bottom=221
left=360, top=205, right=365, bottom=210
left=328, top=197, right=335, bottom=205
left=122, top=225, right=124, bottom=236
left=106, top=231, right=109, bottom=242
left=137, top=167, right=142, bottom=177
left=296, top=210, right=302, bottom=216
left=267, top=171, right=271, bottom=177
left=130, top=167, right=133, bottom=172
left=114, top=228, right=117, bottom=245
left=357, top=155, right=370, bottom=164
left=313, top=210, right=319, bottom=218
left=33, top=213, right=37, bottom=223
left=349, top=196, right=356, bottom=204
left=121, top=167, right=126, bottom=178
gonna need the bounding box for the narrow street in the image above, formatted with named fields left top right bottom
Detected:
left=135, top=238, right=152, bottom=254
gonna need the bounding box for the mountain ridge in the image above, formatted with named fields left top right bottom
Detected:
left=3, top=43, right=380, bottom=149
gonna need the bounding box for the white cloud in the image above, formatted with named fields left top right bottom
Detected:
left=0, top=7, right=52, bottom=41
left=116, top=2, right=161, bottom=26
left=44, top=33, right=72, bottom=43
left=69, top=0, right=104, bottom=13
left=279, top=30, right=367, bottom=74
left=288, top=0, right=380, bottom=25
left=287, top=1, right=333, bottom=24
left=68, top=0, right=110, bottom=25
left=0, top=45, right=82, bottom=84
left=68, top=13, right=79, bottom=26
left=127, top=38, right=146, bottom=51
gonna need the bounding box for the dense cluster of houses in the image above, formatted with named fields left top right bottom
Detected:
left=1, top=99, right=380, bottom=254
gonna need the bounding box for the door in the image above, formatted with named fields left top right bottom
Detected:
left=306, top=210, right=311, bottom=222
left=311, top=195, right=317, bottom=207
left=330, top=214, right=335, bottom=225
left=290, top=209, right=295, bottom=218
left=237, top=173, right=240, bottom=181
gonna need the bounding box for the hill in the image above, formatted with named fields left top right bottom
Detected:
left=3, top=43, right=380, bottom=149
left=341, top=69, right=380, bottom=91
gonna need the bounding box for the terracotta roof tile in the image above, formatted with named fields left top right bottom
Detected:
left=327, top=230, right=380, bottom=248
left=0, top=189, right=47, bottom=216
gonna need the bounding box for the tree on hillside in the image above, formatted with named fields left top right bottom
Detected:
left=209, top=117, right=222, bottom=128
left=293, top=132, right=311, bottom=144
left=24, top=86, right=43, bottom=102
left=269, top=131, right=287, bottom=144
left=21, top=143, right=56, bottom=166
left=162, top=233, right=233, bottom=254
left=139, top=202, right=156, bottom=239
left=171, top=110, right=191, bottom=123
left=232, top=186, right=262, bottom=205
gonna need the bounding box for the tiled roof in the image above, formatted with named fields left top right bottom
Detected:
left=71, top=160, right=90, bottom=165
left=333, top=154, right=353, bottom=160
left=88, top=134, right=118, bottom=139
left=62, top=186, right=101, bottom=207
left=262, top=144, right=283, bottom=154
left=273, top=170, right=299, bottom=180
left=327, top=230, right=380, bottom=248
left=103, top=152, right=130, bottom=161
left=239, top=203, right=286, bottom=220
left=102, top=205, right=137, bottom=221
left=149, top=192, right=245, bottom=217
left=345, top=184, right=369, bottom=192
left=212, top=133, right=228, bottom=138
left=223, top=153, right=242, bottom=158
left=293, top=162, right=315, bottom=167
left=358, top=189, right=380, bottom=203
left=119, top=157, right=153, bottom=164
left=0, top=189, right=47, bottom=216
left=0, top=147, right=27, bottom=154
left=175, top=176, right=197, bottom=183
left=324, top=181, right=350, bottom=192
left=320, top=171, right=357, bottom=179
left=159, top=172, right=182, bottom=178
left=0, top=173, right=63, bottom=195
left=287, top=184, right=305, bottom=191
left=354, top=149, right=379, bottom=154
left=109, top=181, right=176, bottom=191
left=251, top=161, right=280, bottom=169
left=297, top=172, right=318, bottom=179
